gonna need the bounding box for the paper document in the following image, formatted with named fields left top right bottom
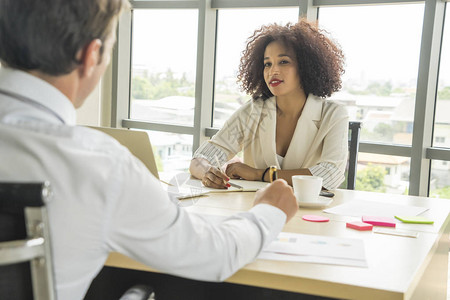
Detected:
left=259, top=232, right=367, bottom=267
left=323, top=200, right=428, bottom=218
left=165, top=172, right=269, bottom=199
left=226, top=179, right=269, bottom=191
left=184, top=176, right=268, bottom=192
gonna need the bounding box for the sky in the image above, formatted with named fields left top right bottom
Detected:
left=131, top=3, right=450, bottom=88
left=132, top=9, right=199, bottom=77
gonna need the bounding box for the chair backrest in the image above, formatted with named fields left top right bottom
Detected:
left=0, top=182, right=56, bottom=300
left=346, top=121, right=361, bottom=190
left=89, top=126, right=159, bottom=179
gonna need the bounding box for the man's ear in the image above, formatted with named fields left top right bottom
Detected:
left=77, top=39, right=103, bottom=78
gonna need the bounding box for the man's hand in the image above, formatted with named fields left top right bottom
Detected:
left=253, top=179, right=298, bottom=222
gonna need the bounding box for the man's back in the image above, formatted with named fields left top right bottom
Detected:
left=0, top=68, right=160, bottom=298
left=0, top=68, right=288, bottom=299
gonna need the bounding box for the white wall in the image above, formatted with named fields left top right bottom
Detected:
left=76, top=63, right=113, bottom=127
left=76, top=84, right=101, bottom=126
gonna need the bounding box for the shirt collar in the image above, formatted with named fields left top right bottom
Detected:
left=0, top=67, right=76, bottom=125
left=270, top=93, right=323, bottom=121
left=303, top=94, right=324, bottom=122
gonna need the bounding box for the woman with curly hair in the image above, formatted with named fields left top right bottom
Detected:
left=190, top=19, right=349, bottom=190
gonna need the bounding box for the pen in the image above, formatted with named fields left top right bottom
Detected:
left=269, top=166, right=277, bottom=183
left=213, top=155, right=223, bottom=172
left=214, top=155, right=243, bottom=189
left=228, top=181, right=243, bottom=189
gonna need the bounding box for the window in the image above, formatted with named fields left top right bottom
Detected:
left=429, top=160, right=450, bottom=199
left=144, top=130, right=193, bottom=175
left=356, top=153, right=410, bottom=195
left=126, top=8, right=198, bottom=173
left=435, top=136, right=446, bottom=144
left=386, top=167, right=391, bottom=175
left=130, top=9, right=198, bottom=126
left=115, top=1, right=450, bottom=196
left=213, top=7, right=299, bottom=127
left=318, top=4, right=424, bottom=145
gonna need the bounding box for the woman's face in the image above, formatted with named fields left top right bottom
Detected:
left=263, top=41, right=303, bottom=98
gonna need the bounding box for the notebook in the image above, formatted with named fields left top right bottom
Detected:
left=165, top=172, right=269, bottom=200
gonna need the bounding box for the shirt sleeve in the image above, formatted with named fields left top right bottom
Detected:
left=105, top=151, right=286, bottom=282
left=309, top=162, right=345, bottom=190
left=192, top=141, right=229, bottom=167
left=193, top=102, right=255, bottom=166
left=308, top=104, right=349, bottom=190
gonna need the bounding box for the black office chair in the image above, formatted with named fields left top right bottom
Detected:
left=0, top=181, right=155, bottom=300
left=119, top=285, right=155, bottom=300
left=346, top=121, right=361, bottom=190
left=0, top=181, right=56, bottom=300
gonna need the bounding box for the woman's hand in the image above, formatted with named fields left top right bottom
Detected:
left=202, top=166, right=230, bottom=189
left=190, top=158, right=230, bottom=189
left=225, top=162, right=260, bottom=181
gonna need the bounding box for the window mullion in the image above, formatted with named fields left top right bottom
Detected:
left=193, top=0, right=217, bottom=152
left=112, top=9, right=132, bottom=128
left=410, top=0, right=445, bottom=196
left=300, top=0, right=318, bottom=21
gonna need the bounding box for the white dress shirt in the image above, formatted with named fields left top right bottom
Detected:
left=194, top=95, right=349, bottom=190
left=0, top=68, right=286, bottom=300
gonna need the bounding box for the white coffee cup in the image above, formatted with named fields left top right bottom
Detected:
left=292, top=175, right=323, bottom=203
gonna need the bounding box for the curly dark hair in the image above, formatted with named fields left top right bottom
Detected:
left=237, top=19, right=345, bottom=100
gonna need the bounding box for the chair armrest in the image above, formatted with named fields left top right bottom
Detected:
left=119, top=284, right=155, bottom=300
left=0, top=237, right=44, bottom=265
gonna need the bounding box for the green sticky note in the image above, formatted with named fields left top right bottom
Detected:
left=395, top=215, right=434, bottom=224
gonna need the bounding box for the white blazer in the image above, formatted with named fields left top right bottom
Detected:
left=194, top=94, right=349, bottom=189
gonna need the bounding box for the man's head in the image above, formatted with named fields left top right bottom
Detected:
left=0, top=0, right=129, bottom=107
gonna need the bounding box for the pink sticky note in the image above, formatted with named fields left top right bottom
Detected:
left=346, top=221, right=373, bottom=231
left=302, top=215, right=329, bottom=222
left=362, top=216, right=396, bottom=227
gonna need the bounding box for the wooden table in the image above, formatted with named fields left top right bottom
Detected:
left=105, top=189, right=450, bottom=300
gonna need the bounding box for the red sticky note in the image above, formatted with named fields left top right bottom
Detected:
left=346, top=221, right=373, bottom=231
left=362, top=216, right=396, bottom=227
left=302, top=215, right=329, bottom=222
